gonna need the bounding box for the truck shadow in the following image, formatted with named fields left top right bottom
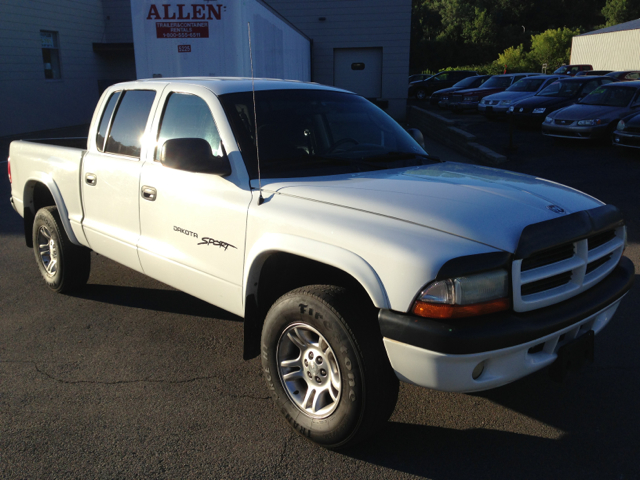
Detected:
left=70, top=284, right=243, bottom=323
left=345, top=369, right=638, bottom=478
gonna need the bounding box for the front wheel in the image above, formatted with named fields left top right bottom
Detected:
left=33, top=206, right=91, bottom=293
left=261, top=285, right=399, bottom=449
left=415, top=89, right=427, bottom=101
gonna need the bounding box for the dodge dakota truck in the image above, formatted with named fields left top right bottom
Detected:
left=8, top=78, right=634, bottom=449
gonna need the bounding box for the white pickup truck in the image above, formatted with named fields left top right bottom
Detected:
left=8, top=78, right=634, bottom=449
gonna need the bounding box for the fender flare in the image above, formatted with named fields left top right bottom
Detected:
left=23, top=173, right=81, bottom=246
left=243, top=233, right=390, bottom=310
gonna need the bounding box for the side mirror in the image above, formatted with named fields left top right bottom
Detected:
left=406, top=128, right=426, bottom=149
left=161, top=138, right=231, bottom=176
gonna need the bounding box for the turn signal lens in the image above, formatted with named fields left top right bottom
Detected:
left=412, top=269, right=510, bottom=319
left=413, top=297, right=510, bottom=319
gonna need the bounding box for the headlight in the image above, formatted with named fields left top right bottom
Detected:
left=508, top=106, right=515, bottom=112
left=412, top=270, right=510, bottom=319
left=499, top=100, right=512, bottom=106
left=479, top=99, right=486, bottom=105
left=577, top=119, right=601, bottom=126
left=617, top=119, right=626, bottom=131
left=463, top=96, right=479, bottom=102
left=441, top=96, right=448, bottom=101
left=533, top=108, right=546, bottom=114
left=544, top=116, right=553, bottom=124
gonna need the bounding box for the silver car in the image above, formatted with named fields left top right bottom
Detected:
left=478, top=75, right=562, bottom=116
left=542, top=81, right=640, bottom=140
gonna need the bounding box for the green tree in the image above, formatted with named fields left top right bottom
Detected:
left=495, top=44, right=533, bottom=72
left=602, top=0, right=640, bottom=27
left=527, top=27, right=581, bottom=72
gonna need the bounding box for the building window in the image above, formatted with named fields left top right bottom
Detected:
left=40, top=31, right=61, bottom=79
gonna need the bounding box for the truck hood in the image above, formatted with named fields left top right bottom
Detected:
left=260, top=162, right=603, bottom=253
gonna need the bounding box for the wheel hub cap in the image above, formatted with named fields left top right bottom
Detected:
left=277, top=323, right=341, bottom=418
left=37, top=225, right=58, bottom=277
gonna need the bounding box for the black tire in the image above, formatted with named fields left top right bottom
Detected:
left=32, top=206, right=91, bottom=293
left=415, top=89, right=427, bottom=101
left=261, top=285, right=399, bottom=450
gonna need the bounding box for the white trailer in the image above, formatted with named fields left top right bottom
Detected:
left=130, top=0, right=311, bottom=81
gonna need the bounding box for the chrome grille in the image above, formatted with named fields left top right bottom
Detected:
left=512, top=227, right=625, bottom=312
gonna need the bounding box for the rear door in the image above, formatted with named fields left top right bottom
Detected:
left=81, top=84, right=164, bottom=272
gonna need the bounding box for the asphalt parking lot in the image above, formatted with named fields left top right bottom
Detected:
left=1, top=117, right=639, bottom=479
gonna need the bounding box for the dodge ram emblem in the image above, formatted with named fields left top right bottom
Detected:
left=547, top=205, right=566, bottom=214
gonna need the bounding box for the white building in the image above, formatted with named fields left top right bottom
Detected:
left=570, top=19, right=640, bottom=70
left=0, top=0, right=412, bottom=137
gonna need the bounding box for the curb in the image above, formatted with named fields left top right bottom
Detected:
left=408, top=106, right=507, bottom=165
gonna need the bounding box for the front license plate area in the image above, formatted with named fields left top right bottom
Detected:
left=549, top=330, right=594, bottom=382
left=486, top=106, right=493, bottom=112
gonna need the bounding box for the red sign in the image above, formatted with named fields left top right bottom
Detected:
left=178, top=45, right=191, bottom=52
left=156, top=22, right=209, bottom=39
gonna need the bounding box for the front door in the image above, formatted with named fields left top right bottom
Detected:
left=137, top=86, right=250, bottom=316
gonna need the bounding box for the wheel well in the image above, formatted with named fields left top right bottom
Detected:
left=243, top=252, right=374, bottom=360
left=23, top=182, right=56, bottom=248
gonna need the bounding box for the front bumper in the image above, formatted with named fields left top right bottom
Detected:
left=379, top=257, right=634, bottom=392
left=541, top=122, right=609, bottom=139
left=450, top=101, right=479, bottom=112
left=613, top=130, right=640, bottom=149
left=478, top=104, right=510, bottom=115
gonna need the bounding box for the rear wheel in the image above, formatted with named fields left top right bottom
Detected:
left=415, top=89, right=427, bottom=101
left=261, top=285, right=398, bottom=449
left=33, top=206, right=90, bottom=293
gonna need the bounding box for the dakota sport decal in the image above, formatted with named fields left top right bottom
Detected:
left=174, top=226, right=237, bottom=251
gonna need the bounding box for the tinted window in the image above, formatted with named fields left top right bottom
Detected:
left=538, top=81, right=580, bottom=97
left=581, top=80, right=599, bottom=95
left=156, top=93, right=222, bottom=161
left=433, top=72, right=450, bottom=81
left=219, top=90, right=429, bottom=179
left=482, top=77, right=512, bottom=88
left=105, top=90, right=156, bottom=158
left=453, top=76, right=483, bottom=88
left=507, top=78, right=546, bottom=92
left=580, top=86, right=637, bottom=107
left=96, top=91, right=121, bottom=152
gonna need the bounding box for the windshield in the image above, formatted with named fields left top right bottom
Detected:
left=579, top=86, right=637, bottom=107
left=453, top=76, right=480, bottom=88
left=219, top=90, right=431, bottom=179
left=537, top=81, right=580, bottom=97
left=554, top=66, right=571, bottom=74
left=481, top=76, right=512, bottom=89
left=507, top=78, right=545, bottom=92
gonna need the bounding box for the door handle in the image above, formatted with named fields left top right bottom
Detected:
left=141, top=186, right=157, bottom=201
left=85, top=173, right=97, bottom=186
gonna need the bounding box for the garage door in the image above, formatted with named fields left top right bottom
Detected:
left=333, top=47, right=382, bottom=99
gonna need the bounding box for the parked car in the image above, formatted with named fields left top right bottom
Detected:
left=553, top=64, right=593, bottom=76
left=478, top=75, right=562, bottom=117
left=576, top=70, right=613, bottom=76
left=448, top=73, right=540, bottom=112
left=430, top=75, right=492, bottom=107
left=613, top=111, right=640, bottom=149
left=542, top=81, right=640, bottom=140
left=409, top=70, right=478, bottom=100
left=508, top=76, right=614, bottom=125
left=605, top=71, right=640, bottom=82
